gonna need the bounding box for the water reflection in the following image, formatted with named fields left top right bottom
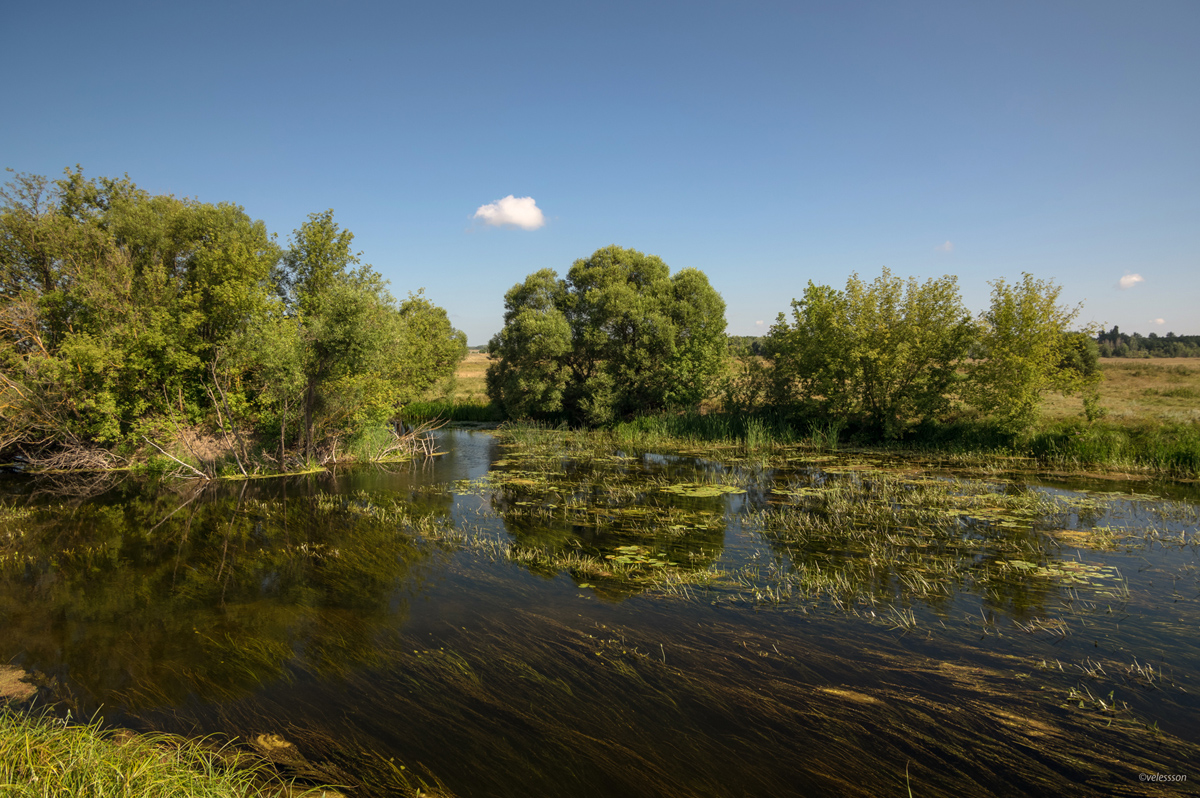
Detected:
left=0, top=476, right=441, bottom=713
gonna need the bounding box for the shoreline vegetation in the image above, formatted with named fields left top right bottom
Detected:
left=0, top=702, right=344, bottom=798
left=2, top=170, right=1196, bottom=481
left=400, top=355, right=1200, bottom=480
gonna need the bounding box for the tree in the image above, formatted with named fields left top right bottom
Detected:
left=280, top=211, right=465, bottom=458
left=763, top=268, right=974, bottom=437
left=486, top=246, right=727, bottom=425
left=1, top=170, right=464, bottom=467
left=966, top=273, right=1097, bottom=431
left=1, top=168, right=279, bottom=449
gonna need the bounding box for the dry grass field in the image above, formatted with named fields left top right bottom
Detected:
left=1042, top=358, right=1200, bottom=424
left=451, top=350, right=491, bottom=402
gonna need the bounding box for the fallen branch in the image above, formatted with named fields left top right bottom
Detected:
left=141, top=436, right=210, bottom=480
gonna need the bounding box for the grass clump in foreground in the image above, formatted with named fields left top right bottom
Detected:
left=0, top=707, right=329, bottom=798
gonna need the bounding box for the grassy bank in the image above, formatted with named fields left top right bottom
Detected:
left=403, top=352, right=501, bottom=424
left=401, top=400, right=502, bottom=424
left=496, top=412, right=1200, bottom=478
left=0, top=706, right=331, bottom=798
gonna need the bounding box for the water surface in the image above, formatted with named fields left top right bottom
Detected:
left=1, top=430, right=1197, bottom=796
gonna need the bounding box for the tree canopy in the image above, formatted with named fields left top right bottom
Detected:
left=756, top=268, right=1096, bottom=436
left=762, top=269, right=973, bottom=437
left=0, top=168, right=465, bottom=466
left=966, top=273, right=1098, bottom=431
left=486, top=245, right=728, bottom=425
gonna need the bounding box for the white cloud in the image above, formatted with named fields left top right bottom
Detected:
left=1151, top=318, right=1166, bottom=326
left=1118, top=273, right=1144, bottom=289
left=473, top=195, right=545, bottom=230
left=755, top=320, right=764, bottom=327
left=935, top=241, right=954, bottom=253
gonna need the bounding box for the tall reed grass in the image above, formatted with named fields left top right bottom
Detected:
left=401, top=400, right=502, bottom=423
left=0, top=706, right=319, bottom=797
left=564, top=411, right=1200, bottom=477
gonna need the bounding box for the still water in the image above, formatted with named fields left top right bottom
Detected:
left=1, top=430, right=1198, bottom=796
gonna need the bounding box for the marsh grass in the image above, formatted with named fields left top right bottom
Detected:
left=0, top=706, right=323, bottom=798
left=430, top=429, right=1178, bottom=626
left=401, top=401, right=502, bottom=424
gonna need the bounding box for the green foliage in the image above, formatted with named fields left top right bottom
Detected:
left=763, top=268, right=973, bottom=437
left=486, top=246, right=728, bottom=425
left=279, top=211, right=465, bottom=457
left=0, top=707, right=291, bottom=798
left=402, top=400, right=503, bottom=423
left=966, top=274, right=1098, bottom=432
left=1, top=168, right=278, bottom=450
left=0, top=170, right=464, bottom=467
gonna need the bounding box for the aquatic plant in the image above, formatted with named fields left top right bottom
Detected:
left=0, top=706, right=327, bottom=798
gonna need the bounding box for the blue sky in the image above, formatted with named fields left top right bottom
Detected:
left=4, top=0, right=1197, bottom=344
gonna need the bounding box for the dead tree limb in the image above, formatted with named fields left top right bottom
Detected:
left=141, top=436, right=209, bottom=480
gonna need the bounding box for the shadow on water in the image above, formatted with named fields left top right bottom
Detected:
left=1, top=429, right=1198, bottom=796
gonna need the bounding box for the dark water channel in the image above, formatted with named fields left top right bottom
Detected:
left=1, top=430, right=1198, bottom=797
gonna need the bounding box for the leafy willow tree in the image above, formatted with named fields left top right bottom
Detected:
left=276, top=210, right=466, bottom=459
left=763, top=268, right=974, bottom=437
left=1, top=168, right=278, bottom=448
left=966, top=273, right=1099, bottom=431
left=0, top=170, right=464, bottom=466
left=486, top=245, right=727, bottom=425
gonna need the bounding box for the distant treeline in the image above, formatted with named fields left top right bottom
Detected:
left=1096, top=327, right=1200, bottom=358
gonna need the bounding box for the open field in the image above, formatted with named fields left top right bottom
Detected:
left=1042, top=358, right=1200, bottom=424
left=451, top=351, right=490, bottom=403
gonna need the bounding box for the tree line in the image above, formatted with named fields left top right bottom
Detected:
left=2, top=166, right=1106, bottom=468
left=1096, top=326, right=1200, bottom=358
left=0, top=168, right=465, bottom=470
left=487, top=252, right=1100, bottom=437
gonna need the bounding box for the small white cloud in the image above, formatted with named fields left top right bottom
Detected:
left=1118, top=273, right=1144, bottom=289
left=935, top=241, right=954, bottom=253
left=755, top=320, right=764, bottom=327
left=473, top=195, right=545, bottom=230
left=1151, top=318, right=1165, bottom=326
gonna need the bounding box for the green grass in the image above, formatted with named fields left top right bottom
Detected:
left=0, top=706, right=328, bottom=798
left=499, top=410, right=1200, bottom=478
left=402, top=400, right=502, bottom=423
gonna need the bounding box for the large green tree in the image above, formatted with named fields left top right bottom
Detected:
left=279, top=211, right=465, bottom=458
left=487, top=245, right=727, bottom=425
left=966, top=273, right=1098, bottom=431
left=763, top=268, right=974, bottom=437
left=1, top=171, right=464, bottom=466
left=1, top=168, right=278, bottom=448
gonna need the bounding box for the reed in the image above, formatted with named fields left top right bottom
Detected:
left=0, top=706, right=329, bottom=798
